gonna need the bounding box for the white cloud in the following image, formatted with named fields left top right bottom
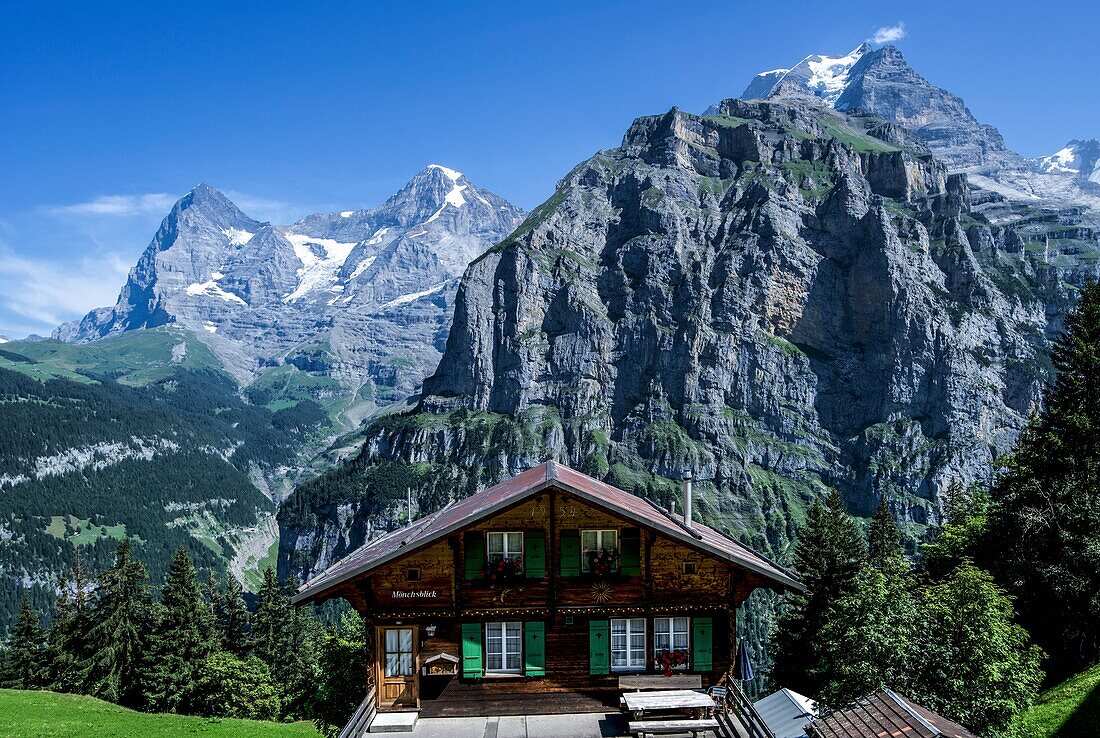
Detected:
left=0, top=245, right=130, bottom=336
left=45, top=193, right=177, bottom=217
left=871, top=23, right=906, bottom=45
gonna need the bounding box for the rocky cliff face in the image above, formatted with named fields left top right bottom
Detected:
left=280, top=98, right=1100, bottom=582
left=56, top=167, right=525, bottom=422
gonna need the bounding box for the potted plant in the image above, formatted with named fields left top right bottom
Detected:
left=586, top=547, right=620, bottom=578
left=655, top=649, right=689, bottom=677
left=486, top=556, right=524, bottom=583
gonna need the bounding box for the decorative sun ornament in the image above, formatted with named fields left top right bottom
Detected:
left=591, top=580, right=614, bottom=604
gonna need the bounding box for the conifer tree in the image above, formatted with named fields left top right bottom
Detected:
left=768, top=489, right=864, bottom=697
left=85, top=538, right=154, bottom=707
left=987, top=279, right=1100, bottom=674
left=252, top=567, right=292, bottom=679
left=1, top=596, right=48, bottom=689
left=280, top=574, right=322, bottom=718
left=47, top=568, right=92, bottom=693
left=218, top=573, right=252, bottom=657
left=819, top=496, right=918, bottom=707
left=867, top=496, right=902, bottom=570
left=143, top=547, right=214, bottom=711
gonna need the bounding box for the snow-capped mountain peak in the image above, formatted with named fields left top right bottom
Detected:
left=54, top=170, right=526, bottom=409
left=1037, top=140, right=1100, bottom=184
left=427, top=163, right=463, bottom=181
left=741, top=43, right=872, bottom=104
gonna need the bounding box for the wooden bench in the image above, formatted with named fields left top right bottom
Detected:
left=628, top=718, right=719, bottom=737
left=619, top=674, right=704, bottom=691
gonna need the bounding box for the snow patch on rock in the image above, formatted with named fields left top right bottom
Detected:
left=283, top=233, right=358, bottom=302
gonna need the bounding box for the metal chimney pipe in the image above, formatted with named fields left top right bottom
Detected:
left=681, top=469, right=693, bottom=529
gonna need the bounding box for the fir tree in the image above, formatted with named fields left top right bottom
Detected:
left=768, top=489, right=864, bottom=697
left=819, top=497, right=918, bottom=707
left=280, top=574, right=322, bottom=718
left=867, top=496, right=902, bottom=570
left=85, top=538, right=154, bottom=707
left=143, top=547, right=215, bottom=712
left=252, top=567, right=292, bottom=680
left=218, top=573, right=252, bottom=657
left=47, top=567, right=92, bottom=693
left=1, top=596, right=48, bottom=689
left=987, top=280, right=1100, bottom=674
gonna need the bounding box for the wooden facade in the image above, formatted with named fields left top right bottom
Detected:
left=293, top=463, right=801, bottom=714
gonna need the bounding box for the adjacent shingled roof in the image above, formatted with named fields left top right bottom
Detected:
left=292, top=460, right=804, bottom=604
left=807, top=689, right=977, bottom=738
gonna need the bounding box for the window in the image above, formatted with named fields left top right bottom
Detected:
left=384, top=628, right=414, bottom=677
left=486, top=532, right=524, bottom=565
left=485, top=621, right=522, bottom=673
left=654, top=617, right=690, bottom=669
left=581, top=529, right=618, bottom=573
left=611, top=618, right=646, bottom=671
left=683, top=562, right=696, bottom=575
left=406, top=567, right=422, bottom=582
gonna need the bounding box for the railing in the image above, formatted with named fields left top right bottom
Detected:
left=713, top=675, right=776, bottom=738
left=337, top=687, right=377, bottom=738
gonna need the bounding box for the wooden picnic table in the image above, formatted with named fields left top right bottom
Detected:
left=620, top=688, right=715, bottom=721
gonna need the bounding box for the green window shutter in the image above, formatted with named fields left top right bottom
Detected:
left=524, top=621, right=546, bottom=676
left=464, top=531, right=484, bottom=580
left=692, top=617, right=713, bottom=671
left=620, top=527, right=641, bottom=575
left=560, top=529, right=581, bottom=577
left=525, top=530, right=546, bottom=579
left=461, top=623, right=483, bottom=678
left=589, top=620, right=610, bottom=675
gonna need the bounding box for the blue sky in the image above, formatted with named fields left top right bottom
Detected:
left=2, top=0, right=1097, bottom=338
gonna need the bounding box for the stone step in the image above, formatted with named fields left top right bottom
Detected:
left=368, top=711, right=419, bottom=733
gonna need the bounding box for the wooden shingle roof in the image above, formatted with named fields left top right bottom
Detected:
left=292, top=460, right=804, bottom=604
left=807, top=690, right=977, bottom=738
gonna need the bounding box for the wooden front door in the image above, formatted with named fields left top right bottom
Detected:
left=377, top=626, right=418, bottom=709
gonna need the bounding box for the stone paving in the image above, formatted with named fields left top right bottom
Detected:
left=406, top=711, right=632, bottom=737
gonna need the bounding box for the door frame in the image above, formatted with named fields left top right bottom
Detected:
left=375, top=625, right=420, bottom=710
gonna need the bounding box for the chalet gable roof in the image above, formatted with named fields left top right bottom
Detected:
left=292, top=460, right=805, bottom=604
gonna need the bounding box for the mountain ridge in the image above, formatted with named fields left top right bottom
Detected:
left=55, top=167, right=526, bottom=427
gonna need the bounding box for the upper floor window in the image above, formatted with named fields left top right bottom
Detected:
left=581, top=529, right=618, bottom=575
left=486, top=531, right=523, bottom=577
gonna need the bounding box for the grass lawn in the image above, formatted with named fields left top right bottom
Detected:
left=1010, top=662, right=1100, bottom=737
left=0, top=689, right=322, bottom=738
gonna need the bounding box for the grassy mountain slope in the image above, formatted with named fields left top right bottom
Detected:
left=0, top=689, right=320, bottom=737
left=1009, top=663, right=1100, bottom=737
left=0, top=328, right=224, bottom=385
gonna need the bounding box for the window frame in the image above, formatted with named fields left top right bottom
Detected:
left=580, top=528, right=619, bottom=574
left=484, top=621, right=523, bottom=674
left=486, top=531, right=524, bottom=565
left=383, top=627, right=415, bottom=678
left=653, top=616, right=691, bottom=670
left=610, top=617, right=646, bottom=672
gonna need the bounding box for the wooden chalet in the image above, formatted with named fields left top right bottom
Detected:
left=292, top=461, right=803, bottom=716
